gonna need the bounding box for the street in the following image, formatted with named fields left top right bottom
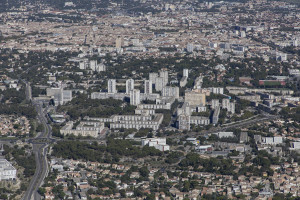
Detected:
left=22, top=96, right=51, bottom=200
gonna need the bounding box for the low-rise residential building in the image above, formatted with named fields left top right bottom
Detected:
left=85, top=113, right=164, bottom=131
left=0, top=159, right=17, bottom=181
left=60, top=121, right=105, bottom=138
left=142, top=138, right=170, bottom=151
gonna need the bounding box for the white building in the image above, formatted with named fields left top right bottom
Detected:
left=79, top=61, right=86, bottom=69
left=144, top=80, right=152, bottom=94
left=132, top=38, right=140, bottom=46
left=262, top=136, right=283, bottom=145
left=86, top=113, right=163, bottom=131
left=212, top=106, right=220, bottom=124
left=96, top=63, right=106, bottom=72
left=51, top=164, right=64, bottom=172
left=211, top=99, right=220, bottom=109
left=196, top=106, right=207, bottom=112
left=186, top=138, right=200, bottom=146
left=222, top=98, right=235, bottom=114
left=126, top=79, right=135, bottom=94
left=209, top=42, right=218, bottom=48
left=187, top=43, right=194, bottom=53
left=108, top=79, right=117, bottom=94
left=190, top=116, right=210, bottom=126
left=276, top=52, right=287, bottom=61
left=177, top=115, right=191, bottom=130
left=159, top=69, right=168, bottom=86
left=213, top=132, right=234, bottom=138
left=183, top=69, right=189, bottom=78
left=180, top=76, right=188, bottom=87
left=155, top=77, right=164, bottom=91
left=290, top=142, right=300, bottom=150
left=60, top=121, right=104, bottom=138
left=149, top=73, right=158, bottom=84
left=162, top=86, right=179, bottom=98
left=116, top=37, right=122, bottom=49
left=0, top=159, right=17, bottom=181
left=228, top=102, right=235, bottom=114
left=289, top=69, right=300, bottom=76
left=90, top=60, right=97, bottom=71
left=209, top=87, right=224, bottom=94
left=91, top=92, right=159, bottom=102
left=293, top=39, right=298, bottom=47
left=214, top=64, right=226, bottom=71
left=91, top=92, right=126, bottom=101
left=194, top=76, right=203, bottom=89
left=240, top=31, right=246, bottom=38
left=142, top=138, right=170, bottom=151
left=46, top=87, right=72, bottom=106
left=138, top=103, right=171, bottom=110
left=130, top=89, right=141, bottom=106
left=195, top=145, right=212, bottom=153
left=222, top=98, right=230, bottom=109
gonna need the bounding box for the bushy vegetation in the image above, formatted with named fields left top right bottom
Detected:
left=280, top=107, right=300, bottom=123
left=52, top=139, right=162, bottom=163
left=57, top=94, right=136, bottom=120
left=0, top=88, right=37, bottom=119
left=179, top=153, right=236, bottom=175
left=3, top=145, right=36, bottom=177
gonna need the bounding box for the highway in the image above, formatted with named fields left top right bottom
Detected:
left=16, top=63, right=52, bottom=200
left=22, top=101, right=51, bottom=200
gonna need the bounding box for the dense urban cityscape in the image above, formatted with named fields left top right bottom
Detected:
left=0, top=0, right=300, bottom=199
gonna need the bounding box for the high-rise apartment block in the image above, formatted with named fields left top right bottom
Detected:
left=116, top=37, right=122, bottom=49
left=126, top=79, right=135, bottom=94
left=212, top=106, right=220, bottom=124
left=162, top=86, right=179, bottom=98
left=222, top=98, right=230, bottom=109
left=46, top=87, right=72, bottom=106
left=149, top=73, right=158, bottom=84
left=130, top=89, right=141, bottom=106
left=108, top=79, right=117, bottom=94
left=183, top=69, right=189, bottom=78
left=159, top=69, right=168, bottom=86
left=222, top=98, right=235, bottom=114
left=155, top=77, right=164, bottom=91
left=211, top=99, right=220, bottom=109
left=144, top=80, right=152, bottom=94
left=228, top=102, right=235, bottom=114
left=90, top=60, right=97, bottom=71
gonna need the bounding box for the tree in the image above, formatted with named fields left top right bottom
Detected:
left=139, top=166, right=150, bottom=179
left=182, top=181, right=190, bottom=192
left=38, top=187, right=46, bottom=196
left=120, top=189, right=126, bottom=198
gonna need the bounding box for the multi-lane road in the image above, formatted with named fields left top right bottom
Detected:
left=14, top=64, right=52, bottom=200
left=22, top=101, right=52, bottom=200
